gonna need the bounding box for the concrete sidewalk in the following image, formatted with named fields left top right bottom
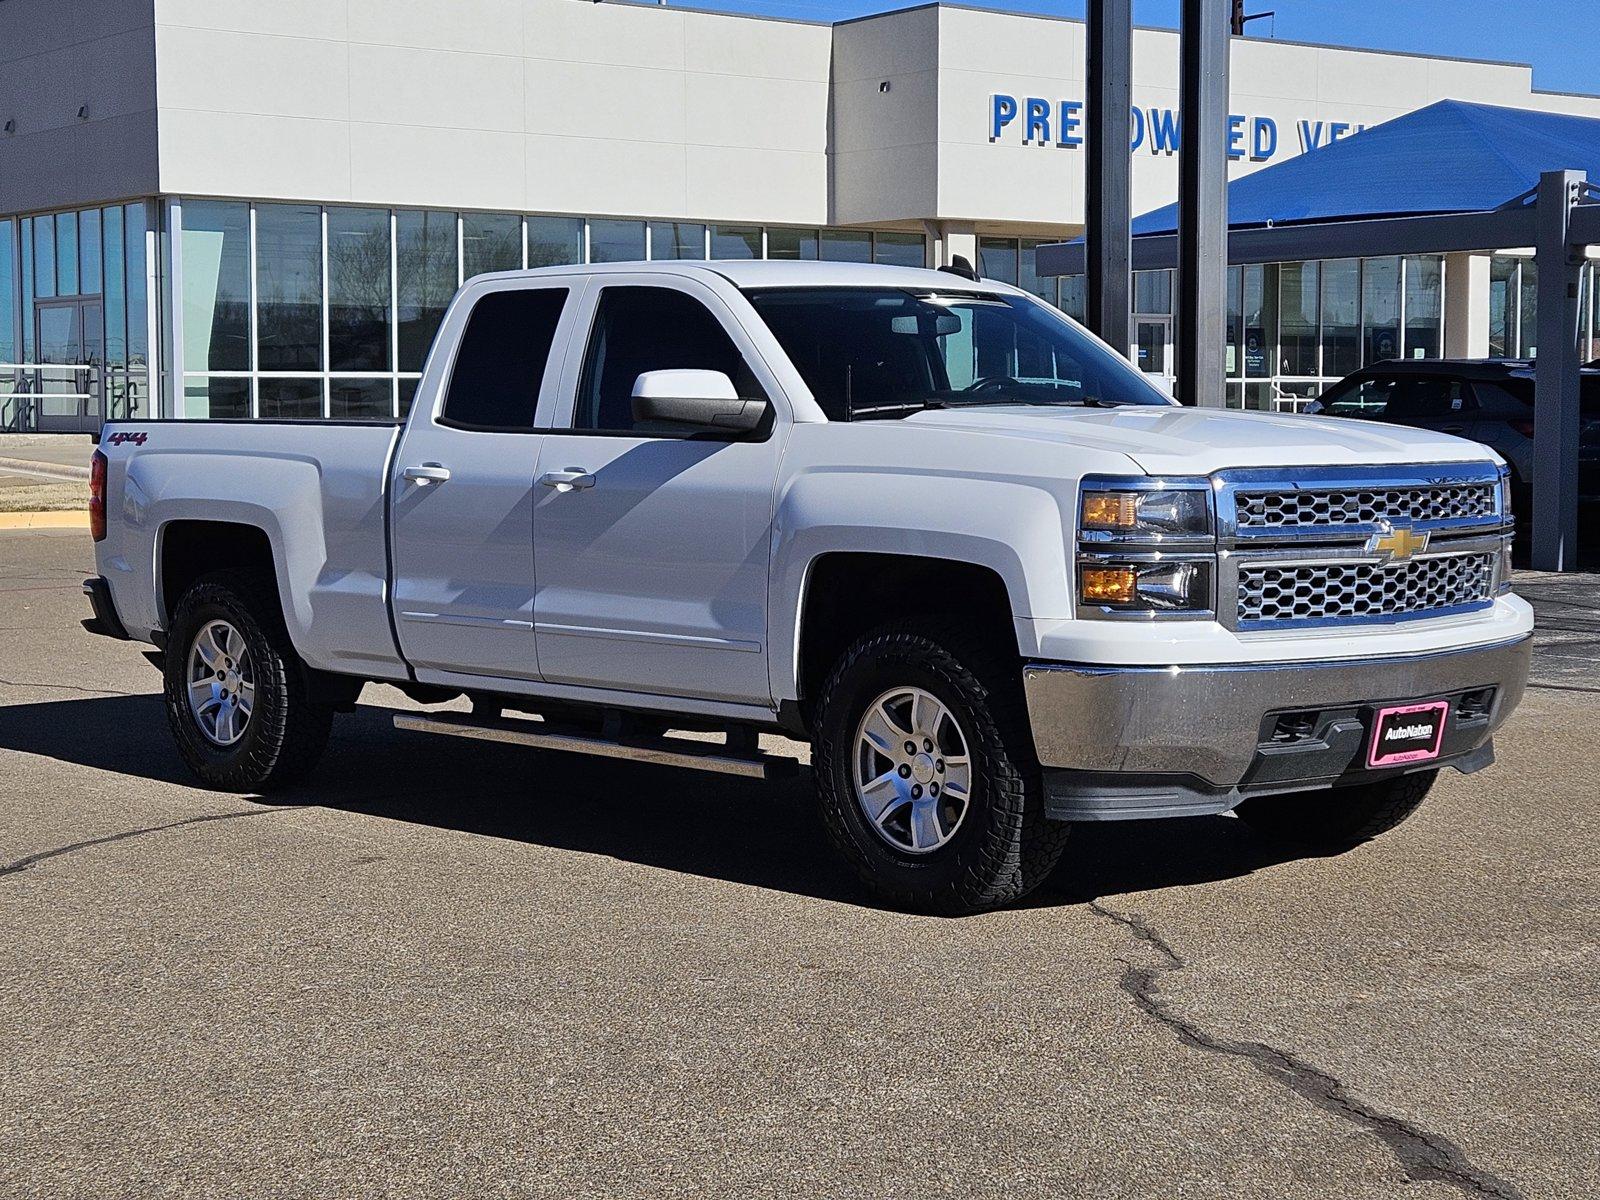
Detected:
left=0, top=434, right=93, bottom=519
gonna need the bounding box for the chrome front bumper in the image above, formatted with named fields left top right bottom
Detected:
left=1023, top=634, right=1532, bottom=821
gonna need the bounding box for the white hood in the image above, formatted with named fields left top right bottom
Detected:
left=902, top=404, right=1502, bottom=476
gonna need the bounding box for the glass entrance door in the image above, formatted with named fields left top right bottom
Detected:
left=34, top=299, right=103, bottom=433
left=1132, top=317, right=1173, bottom=396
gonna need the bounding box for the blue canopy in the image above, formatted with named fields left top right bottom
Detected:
left=1131, top=99, right=1600, bottom=236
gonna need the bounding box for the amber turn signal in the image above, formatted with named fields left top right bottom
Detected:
left=1081, top=492, right=1138, bottom=530
left=1079, top=566, right=1138, bottom=605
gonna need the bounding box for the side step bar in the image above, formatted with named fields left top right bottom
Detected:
left=393, top=711, right=799, bottom=780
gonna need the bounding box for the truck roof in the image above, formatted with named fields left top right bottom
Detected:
left=473, top=259, right=1012, bottom=292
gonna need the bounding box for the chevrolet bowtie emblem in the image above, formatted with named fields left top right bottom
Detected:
left=1368, top=521, right=1429, bottom=565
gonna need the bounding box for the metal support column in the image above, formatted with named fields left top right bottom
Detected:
left=1085, top=0, right=1132, bottom=357
left=1176, top=0, right=1230, bottom=407
left=1532, top=169, right=1585, bottom=571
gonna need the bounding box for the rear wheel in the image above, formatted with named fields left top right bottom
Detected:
left=163, top=572, right=333, bottom=792
left=1234, top=770, right=1437, bottom=851
left=813, top=620, right=1069, bottom=915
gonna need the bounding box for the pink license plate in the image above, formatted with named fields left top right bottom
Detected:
left=1367, top=700, right=1450, bottom=769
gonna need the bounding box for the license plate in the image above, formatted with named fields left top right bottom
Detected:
left=1367, top=700, right=1449, bottom=769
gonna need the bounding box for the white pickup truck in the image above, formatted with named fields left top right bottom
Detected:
left=86, top=260, right=1532, bottom=913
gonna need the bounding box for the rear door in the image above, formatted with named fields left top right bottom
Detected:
left=531, top=275, right=787, bottom=705
left=389, top=278, right=578, bottom=684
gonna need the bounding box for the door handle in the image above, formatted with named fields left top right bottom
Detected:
left=539, top=467, right=595, bottom=492
left=402, top=463, right=451, bottom=486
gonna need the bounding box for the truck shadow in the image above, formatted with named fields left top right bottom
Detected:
left=0, top=693, right=1309, bottom=911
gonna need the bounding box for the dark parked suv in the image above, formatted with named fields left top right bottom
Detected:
left=1309, top=358, right=1600, bottom=512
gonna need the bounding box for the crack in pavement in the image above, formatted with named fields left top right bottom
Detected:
left=0, top=674, right=145, bottom=698
left=0, top=809, right=298, bottom=878
left=1087, top=901, right=1525, bottom=1200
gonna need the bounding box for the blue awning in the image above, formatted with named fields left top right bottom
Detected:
left=1130, top=99, right=1600, bottom=236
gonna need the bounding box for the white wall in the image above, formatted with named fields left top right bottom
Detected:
left=0, top=0, right=159, bottom=216
left=151, top=0, right=834, bottom=224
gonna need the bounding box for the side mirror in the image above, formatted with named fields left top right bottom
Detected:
left=631, top=369, right=770, bottom=434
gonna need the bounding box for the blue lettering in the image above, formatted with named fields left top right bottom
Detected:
left=1328, top=121, right=1351, bottom=142
left=1024, top=96, right=1050, bottom=143
left=1129, top=105, right=1145, bottom=151
left=1227, top=113, right=1246, bottom=160
left=1298, top=120, right=1323, bottom=152
left=1251, top=116, right=1277, bottom=160
left=1058, top=99, right=1083, bottom=147
left=1149, top=107, right=1180, bottom=154
left=991, top=94, right=1017, bottom=140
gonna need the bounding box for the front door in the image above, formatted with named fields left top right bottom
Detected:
left=389, top=279, right=578, bottom=686
left=1132, top=317, right=1172, bottom=394
left=35, top=299, right=104, bottom=433
left=532, top=277, right=786, bottom=706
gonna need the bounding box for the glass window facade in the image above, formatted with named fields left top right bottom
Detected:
left=397, top=209, right=457, bottom=373
left=1483, top=254, right=1595, bottom=360
left=181, top=200, right=251, bottom=373
left=712, top=225, right=762, bottom=259
left=255, top=203, right=323, bottom=373
left=649, top=221, right=705, bottom=260
left=0, top=220, right=13, bottom=365
left=873, top=231, right=924, bottom=267
left=327, top=207, right=391, bottom=372
left=528, top=216, right=582, bottom=268
left=589, top=219, right=646, bottom=263
left=462, top=212, right=521, bottom=279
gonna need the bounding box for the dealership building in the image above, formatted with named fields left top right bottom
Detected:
left=4, top=0, right=1600, bottom=431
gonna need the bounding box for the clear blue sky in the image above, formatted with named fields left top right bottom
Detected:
left=683, top=0, right=1600, bottom=97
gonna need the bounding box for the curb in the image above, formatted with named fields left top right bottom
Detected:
left=0, top=511, right=90, bottom=531
left=0, top=456, right=92, bottom=482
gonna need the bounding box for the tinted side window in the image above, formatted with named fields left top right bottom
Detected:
left=575, top=286, right=761, bottom=432
left=441, top=287, right=568, bottom=430
left=1388, top=377, right=1471, bottom=419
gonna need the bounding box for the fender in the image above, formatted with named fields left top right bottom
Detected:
left=768, top=468, right=1078, bottom=703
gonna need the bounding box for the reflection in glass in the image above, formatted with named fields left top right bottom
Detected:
left=1320, top=258, right=1360, bottom=377
left=256, top=203, right=323, bottom=371
left=873, top=232, right=924, bottom=267
left=56, top=211, right=79, bottom=296
left=259, top=377, right=323, bottom=419
left=589, top=219, right=646, bottom=263
left=1133, top=270, right=1172, bottom=315
left=34, top=215, right=56, bottom=299
left=1017, top=239, right=1051, bottom=301
left=1405, top=255, right=1443, bottom=360
left=1059, top=274, right=1086, bottom=323
left=819, top=229, right=870, bottom=263
left=397, top=210, right=456, bottom=372
left=398, top=377, right=420, bottom=419
left=331, top=378, right=394, bottom=420
left=1277, top=261, right=1319, bottom=376
left=1243, top=265, right=1268, bottom=379
left=125, top=203, right=149, bottom=367
left=21, top=219, right=34, bottom=359
left=181, top=200, right=251, bottom=371
left=0, top=220, right=13, bottom=364
left=103, top=207, right=126, bottom=366
left=463, top=212, right=520, bottom=279
left=1362, top=256, right=1401, bottom=365
left=978, top=237, right=1017, bottom=285
left=528, top=216, right=582, bottom=268
left=648, top=222, right=705, bottom=260
left=328, top=207, right=392, bottom=372
left=767, top=227, right=819, bottom=260
left=80, top=209, right=102, bottom=296
left=1226, top=266, right=1242, bottom=379
left=712, top=226, right=761, bottom=259
left=183, top=376, right=250, bottom=419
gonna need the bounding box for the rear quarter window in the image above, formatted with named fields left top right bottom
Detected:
left=440, top=287, right=568, bottom=431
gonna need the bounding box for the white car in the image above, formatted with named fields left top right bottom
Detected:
left=86, top=260, right=1532, bottom=913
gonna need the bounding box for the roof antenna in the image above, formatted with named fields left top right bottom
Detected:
left=939, top=255, right=980, bottom=282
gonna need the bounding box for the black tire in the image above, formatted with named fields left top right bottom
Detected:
left=163, top=571, right=333, bottom=792
left=813, top=619, right=1069, bottom=915
left=1234, top=770, right=1437, bottom=852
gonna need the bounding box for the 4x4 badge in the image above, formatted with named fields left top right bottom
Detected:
left=1367, top=519, right=1429, bottom=565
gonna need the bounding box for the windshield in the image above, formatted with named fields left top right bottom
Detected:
left=742, top=287, right=1174, bottom=420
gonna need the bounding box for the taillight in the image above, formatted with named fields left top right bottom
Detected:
left=1510, top=419, right=1535, bottom=438
left=89, top=450, right=107, bottom=542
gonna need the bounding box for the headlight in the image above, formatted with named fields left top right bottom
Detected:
left=1080, top=487, right=1211, bottom=538
left=1080, top=561, right=1212, bottom=612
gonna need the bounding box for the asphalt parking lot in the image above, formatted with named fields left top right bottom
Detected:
left=2, top=529, right=1597, bottom=1199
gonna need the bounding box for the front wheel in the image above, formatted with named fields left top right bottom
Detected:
left=163, top=572, right=333, bottom=792
left=1233, top=770, right=1437, bottom=852
left=812, top=620, right=1069, bottom=915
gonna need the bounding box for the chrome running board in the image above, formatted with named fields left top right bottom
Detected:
left=393, top=711, right=798, bottom=780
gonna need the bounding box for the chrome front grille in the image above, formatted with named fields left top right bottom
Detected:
left=1235, top=484, right=1498, bottom=530
left=1237, top=552, right=1497, bottom=625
